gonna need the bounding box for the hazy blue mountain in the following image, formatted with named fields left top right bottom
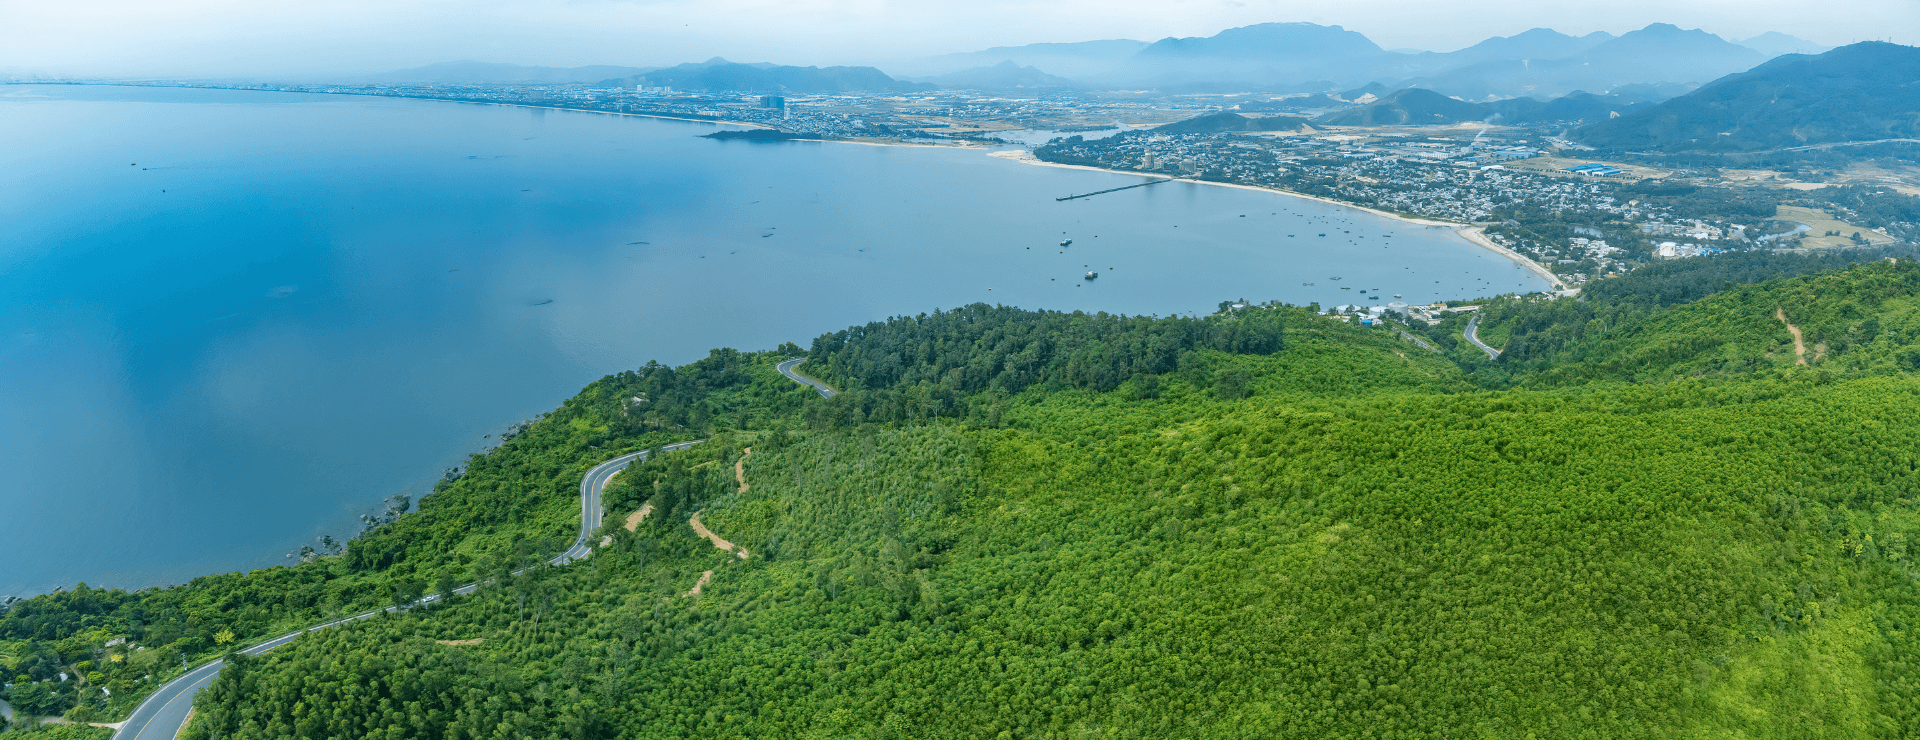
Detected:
left=1404, top=24, right=1766, bottom=99
left=1335, top=82, right=1394, bottom=103
left=1482, top=91, right=1649, bottom=124
left=1314, top=88, right=1487, bottom=125
left=901, top=40, right=1148, bottom=78
left=604, top=58, right=930, bottom=93
left=1360, top=28, right=1616, bottom=81
left=1736, top=32, right=1832, bottom=58
left=919, top=61, right=1076, bottom=89
left=1578, top=23, right=1766, bottom=83
left=1155, top=111, right=1313, bottom=133
left=381, top=60, right=657, bottom=84
left=1235, top=94, right=1350, bottom=111
left=1313, top=87, right=1646, bottom=126
left=1444, top=28, right=1616, bottom=63
left=1106, top=23, right=1386, bottom=86
left=1577, top=42, right=1920, bottom=152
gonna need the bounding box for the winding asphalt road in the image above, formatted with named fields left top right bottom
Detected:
left=113, top=440, right=702, bottom=740
left=1464, top=314, right=1501, bottom=359
left=776, top=358, right=837, bottom=398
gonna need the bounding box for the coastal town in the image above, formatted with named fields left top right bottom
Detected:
left=99, top=78, right=1919, bottom=291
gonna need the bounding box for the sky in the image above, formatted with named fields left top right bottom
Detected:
left=1, top=0, right=1914, bottom=78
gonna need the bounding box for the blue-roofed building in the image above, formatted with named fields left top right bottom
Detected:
left=1563, top=163, right=1622, bottom=177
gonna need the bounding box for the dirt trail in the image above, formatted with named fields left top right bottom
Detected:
left=1777, top=307, right=1809, bottom=366
left=434, top=639, right=483, bottom=646
left=683, top=570, right=713, bottom=597
left=735, top=447, right=751, bottom=493
left=624, top=503, right=653, bottom=531
left=689, top=512, right=749, bottom=559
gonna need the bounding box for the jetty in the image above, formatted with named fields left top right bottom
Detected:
left=1056, top=176, right=1183, bottom=201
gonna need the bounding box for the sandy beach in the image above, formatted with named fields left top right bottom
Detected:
left=485, top=102, right=773, bottom=128
left=990, top=149, right=1568, bottom=290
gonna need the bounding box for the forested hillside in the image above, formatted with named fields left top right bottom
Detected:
left=13, top=260, right=1920, bottom=738
left=1451, top=247, right=1920, bottom=383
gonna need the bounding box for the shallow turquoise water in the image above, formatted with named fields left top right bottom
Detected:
left=0, top=84, right=1546, bottom=596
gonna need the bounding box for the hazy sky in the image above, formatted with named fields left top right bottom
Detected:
left=2, top=0, right=1913, bottom=78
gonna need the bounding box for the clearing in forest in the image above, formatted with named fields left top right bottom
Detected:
left=1775, top=205, right=1896, bottom=249
left=624, top=503, right=652, bottom=531
left=735, top=447, right=752, bottom=493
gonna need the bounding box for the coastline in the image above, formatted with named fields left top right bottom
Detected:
left=479, top=102, right=772, bottom=129
left=991, top=150, right=1568, bottom=291
left=1455, top=226, right=1569, bottom=291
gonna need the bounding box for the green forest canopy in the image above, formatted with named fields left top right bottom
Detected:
left=10, top=257, right=1920, bottom=738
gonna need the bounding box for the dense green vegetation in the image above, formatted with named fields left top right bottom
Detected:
left=16, top=255, right=1920, bottom=738
left=1451, top=247, right=1920, bottom=381
left=0, top=350, right=811, bottom=723
left=1579, top=42, right=1920, bottom=153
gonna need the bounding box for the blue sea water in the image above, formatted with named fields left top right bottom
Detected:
left=0, top=84, right=1546, bottom=596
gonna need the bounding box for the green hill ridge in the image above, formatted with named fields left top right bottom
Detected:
left=11, top=258, right=1920, bottom=738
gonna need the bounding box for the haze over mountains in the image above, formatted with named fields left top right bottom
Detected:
left=382, top=21, right=1829, bottom=101
left=1578, top=41, right=1920, bottom=152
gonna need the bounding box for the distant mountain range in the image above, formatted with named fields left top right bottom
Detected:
left=897, top=40, right=1150, bottom=78
left=1156, top=111, right=1313, bottom=134
left=380, top=60, right=658, bottom=84
left=911, top=23, right=1827, bottom=100
left=1577, top=42, right=1920, bottom=152
left=1098, top=23, right=1387, bottom=88
left=600, top=58, right=930, bottom=93
left=912, top=61, right=1076, bottom=89
left=381, top=23, right=1834, bottom=102
left=1309, top=87, right=1647, bottom=126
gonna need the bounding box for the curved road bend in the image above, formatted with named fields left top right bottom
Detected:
left=115, top=440, right=702, bottom=740
left=1464, top=314, right=1501, bottom=359
left=776, top=358, right=837, bottom=398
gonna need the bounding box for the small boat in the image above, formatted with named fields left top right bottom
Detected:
left=1302, top=282, right=1315, bottom=286
left=1393, top=294, right=1402, bottom=298
left=1330, top=276, right=1343, bottom=280
left=1084, top=271, right=1098, bottom=280
left=1369, top=296, right=1379, bottom=300
left=1060, top=239, right=1072, bottom=246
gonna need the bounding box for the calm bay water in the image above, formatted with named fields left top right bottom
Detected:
left=0, top=84, right=1545, bottom=596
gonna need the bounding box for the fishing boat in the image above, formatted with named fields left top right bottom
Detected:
left=1084, top=271, right=1098, bottom=280
left=1060, top=239, right=1072, bottom=246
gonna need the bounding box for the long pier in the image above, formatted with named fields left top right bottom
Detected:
left=1057, top=176, right=1182, bottom=201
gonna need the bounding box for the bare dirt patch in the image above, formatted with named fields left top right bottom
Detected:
left=624, top=503, right=653, bottom=532
left=434, top=639, right=483, bottom=646
left=735, top=447, right=751, bottom=493
left=1777, top=307, right=1809, bottom=366
left=683, top=570, right=713, bottom=597
left=689, top=512, right=750, bottom=560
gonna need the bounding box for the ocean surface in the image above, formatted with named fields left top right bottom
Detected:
left=0, top=84, right=1547, bottom=597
